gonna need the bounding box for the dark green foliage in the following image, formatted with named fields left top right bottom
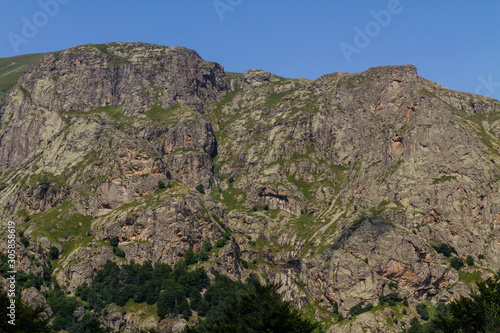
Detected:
left=252, top=206, right=257, bottom=212
left=19, top=231, right=30, bottom=248
left=198, top=251, right=209, bottom=262
left=109, top=237, right=119, bottom=248
left=72, top=260, right=315, bottom=332
left=202, top=240, right=212, bottom=252
left=337, top=313, right=344, bottom=321
left=158, top=180, right=166, bottom=189
left=349, top=302, right=373, bottom=316
left=433, top=243, right=454, bottom=257
left=15, top=270, right=44, bottom=291
left=0, top=289, right=52, bottom=333
left=76, top=259, right=210, bottom=319
left=388, top=281, right=399, bottom=289
left=332, top=302, right=339, bottom=315
left=431, top=271, right=500, bottom=333
left=189, top=280, right=319, bottom=333
left=240, top=259, right=249, bottom=269
left=179, top=298, right=192, bottom=320
left=228, top=177, right=234, bottom=183
left=45, top=286, right=83, bottom=331
left=216, top=238, right=227, bottom=248
left=157, top=282, right=186, bottom=318
left=406, top=317, right=422, bottom=333
left=196, top=184, right=205, bottom=194
left=0, top=260, right=44, bottom=291
left=109, top=237, right=125, bottom=257
left=450, top=256, right=464, bottom=270
left=478, top=254, right=485, bottom=260
left=113, top=247, right=126, bottom=258
left=435, top=302, right=450, bottom=317
left=263, top=204, right=269, bottom=211
left=416, top=303, right=429, bottom=321
left=185, top=247, right=198, bottom=265
left=49, top=246, right=59, bottom=260
left=466, top=255, right=474, bottom=266
left=379, top=292, right=403, bottom=306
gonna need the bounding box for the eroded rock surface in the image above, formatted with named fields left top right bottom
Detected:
left=1, top=43, right=500, bottom=332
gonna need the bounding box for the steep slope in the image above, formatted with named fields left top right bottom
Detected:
left=1, top=42, right=499, bottom=332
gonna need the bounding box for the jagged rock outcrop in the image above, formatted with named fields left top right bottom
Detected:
left=21, top=287, right=53, bottom=320
left=0, top=42, right=226, bottom=172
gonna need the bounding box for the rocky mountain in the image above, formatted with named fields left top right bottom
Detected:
left=1, top=42, right=500, bottom=332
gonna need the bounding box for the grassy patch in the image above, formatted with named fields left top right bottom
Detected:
left=18, top=85, right=32, bottom=101
left=432, top=175, right=457, bottom=185
left=211, top=183, right=247, bottom=212
left=384, top=157, right=404, bottom=178
left=264, top=92, right=287, bottom=108
left=459, top=269, right=483, bottom=287
left=144, top=101, right=179, bottom=121
left=225, top=72, right=244, bottom=80
left=120, top=299, right=159, bottom=320
left=29, top=201, right=94, bottom=256
left=0, top=53, right=45, bottom=93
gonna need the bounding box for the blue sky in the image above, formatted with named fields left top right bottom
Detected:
left=1, top=0, right=499, bottom=100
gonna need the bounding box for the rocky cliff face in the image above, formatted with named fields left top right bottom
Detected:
left=1, top=42, right=500, bottom=332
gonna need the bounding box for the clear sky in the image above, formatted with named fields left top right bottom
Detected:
left=1, top=0, right=499, bottom=100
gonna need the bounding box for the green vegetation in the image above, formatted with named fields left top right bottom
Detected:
left=431, top=271, right=500, bottom=332
left=108, top=237, right=125, bottom=258
left=404, top=271, right=500, bottom=332
left=49, top=246, right=59, bottom=260
left=450, top=256, right=464, bottom=270
left=379, top=293, right=403, bottom=307
left=18, top=84, right=32, bottom=101
left=69, top=258, right=319, bottom=333
left=458, top=269, right=483, bottom=287
left=432, top=175, right=457, bottom=185
left=185, top=280, right=320, bottom=333
left=0, top=53, right=45, bottom=93
left=432, top=243, right=454, bottom=257
left=416, top=303, right=429, bottom=321
left=196, top=184, right=205, bottom=194
left=349, top=302, right=374, bottom=316
left=19, top=231, right=29, bottom=248
left=29, top=201, right=94, bottom=257
left=264, top=91, right=288, bottom=108
left=45, top=286, right=109, bottom=332
left=144, top=101, right=179, bottom=121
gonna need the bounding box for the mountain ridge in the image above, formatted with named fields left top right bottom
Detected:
left=1, top=42, right=500, bottom=332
